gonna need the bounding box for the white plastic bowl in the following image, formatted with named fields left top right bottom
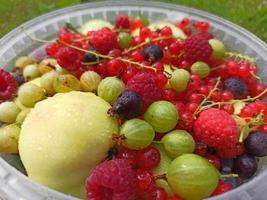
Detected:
left=0, top=1, right=266, bottom=200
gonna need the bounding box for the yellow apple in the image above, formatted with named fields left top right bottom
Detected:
left=19, top=91, right=118, bottom=198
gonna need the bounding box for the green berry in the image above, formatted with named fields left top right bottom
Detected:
left=0, top=102, right=21, bottom=123
left=120, top=118, right=155, bottom=150
left=23, top=64, right=41, bottom=81
left=53, top=74, right=81, bottom=93
left=118, top=32, right=132, bottom=49
left=0, top=123, right=21, bottom=154
left=162, top=130, right=195, bottom=159
left=169, top=69, right=190, bottom=92
left=40, top=70, right=59, bottom=95
left=144, top=101, right=179, bottom=133
left=80, top=71, right=101, bottom=92
left=167, top=154, right=219, bottom=200
left=16, top=109, right=31, bottom=125
left=18, top=83, right=45, bottom=107
left=97, top=76, right=125, bottom=104
left=191, top=61, right=210, bottom=78
left=209, top=39, right=226, bottom=60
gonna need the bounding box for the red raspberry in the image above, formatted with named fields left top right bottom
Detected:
left=56, top=47, right=82, bottom=72
left=115, top=15, right=130, bottom=29
left=211, top=181, right=232, bottom=197
left=194, top=108, right=239, bottom=149
left=90, top=28, right=117, bottom=54
left=127, top=71, right=163, bottom=109
left=184, top=34, right=212, bottom=62
left=0, top=69, right=18, bottom=102
left=194, top=31, right=214, bottom=40
left=216, top=143, right=244, bottom=159
left=86, top=159, right=136, bottom=200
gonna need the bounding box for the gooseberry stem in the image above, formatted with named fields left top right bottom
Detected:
left=154, top=173, right=167, bottom=181
left=220, top=174, right=239, bottom=179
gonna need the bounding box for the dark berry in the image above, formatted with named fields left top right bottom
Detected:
left=221, top=177, right=243, bottom=189
left=106, top=146, right=118, bottom=160
left=220, top=159, right=234, bottom=174
left=233, top=154, right=257, bottom=179
left=110, top=90, right=143, bottom=120
left=83, top=52, right=97, bottom=63
left=223, top=77, right=247, bottom=99
left=143, top=45, right=163, bottom=63
left=244, top=131, right=267, bottom=157
left=14, top=74, right=25, bottom=86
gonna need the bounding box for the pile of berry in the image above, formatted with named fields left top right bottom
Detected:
left=0, top=14, right=267, bottom=200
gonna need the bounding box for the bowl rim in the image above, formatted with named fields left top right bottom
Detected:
left=0, top=1, right=267, bottom=200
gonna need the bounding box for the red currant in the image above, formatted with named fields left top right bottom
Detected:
left=163, top=89, right=178, bottom=101
left=130, top=50, right=145, bottom=62
left=238, top=62, right=250, bottom=78
left=148, top=187, right=167, bottom=200
left=211, top=91, right=221, bottom=102
left=136, top=170, right=155, bottom=193
left=168, top=42, right=181, bottom=55
left=136, top=146, right=160, bottom=170
left=206, top=155, right=221, bottom=169
left=177, top=18, right=190, bottom=29
left=160, top=26, right=172, bottom=37
left=116, top=147, right=137, bottom=166
left=107, top=59, right=127, bottom=76
left=156, top=72, right=168, bottom=88
left=140, top=27, right=152, bottom=40
left=221, top=104, right=235, bottom=114
left=221, top=91, right=234, bottom=101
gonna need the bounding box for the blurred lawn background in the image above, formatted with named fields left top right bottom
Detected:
left=0, top=0, right=266, bottom=42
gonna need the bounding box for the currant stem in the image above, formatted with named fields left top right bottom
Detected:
left=22, top=27, right=55, bottom=43
left=225, top=52, right=256, bottom=64
left=123, top=35, right=182, bottom=54
left=193, top=77, right=221, bottom=117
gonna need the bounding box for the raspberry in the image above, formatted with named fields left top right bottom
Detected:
left=194, top=31, right=214, bottom=40
left=0, top=69, right=18, bottom=102
left=127, top=71, right=163, bottom=109
left=194, top=108, right=239, bottom=149
left=184, top=34, right=212, bottom=62
left=90, top=28, right=117, bottom=54
left=56, top=47, right=82, bottom=72
left=115, top=15, right=130, bottom=29
left=216, top=144, right=244, bottom=159
left=211, top=181, right=232, bottom=197
left=86, top=159, right=136, bottom=200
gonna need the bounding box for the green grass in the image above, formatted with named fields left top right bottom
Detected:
left=0, top=0, right=266, bottom=42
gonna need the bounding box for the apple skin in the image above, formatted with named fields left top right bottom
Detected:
left=19, top=91, right=118, bottom=198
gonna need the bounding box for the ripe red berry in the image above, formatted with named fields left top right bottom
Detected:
left=136, top=146, right=160, bottom=170
left=56, top=47, right=82, bottom=72
left=46, top=43, right=62, bottom=57
left=148, top=187, right=168, bottom=200
left=136, top=170, right=155, bottom=193
left=211, top=91, right=221, bottom=102
left=140, top=27, right=152, bottom=40
left=115, top=15, right=130, bottom=29
left=226, top=60, right=238, bottom=75
left=168, top=42, right=182, bottom=55
left=86, top=159, right=136, bottom=200
left=127, top=71, right=163, bottom=108
left=160, top=26, right=172, bottom=37
left=109, top=49, right=122, bottom=57
left=194, top=108, right=239, bottom=149
left=156, top=72, right=168, bottom=88
left=163, top=89, right=178, bottom=101
left=130, top=50, right=145, bottom=62
left=206, top=155, right=221, bottom=169
left=221, top=91, right=234, bottom=101
left=91, top=28, right=117, bottom=54
left=177, top=18, right=190, bottom=29
left=189, top=93, right=204, bottom=103
left=132, top=36, right=145, bottom=46
left=184, top=35, right=212, bottom=62
left=194, top=143, right=208, bottom=156
left=186, top=102, right=199, bottom=113
left=221, top=104, right=235, bottom=115
left=0, top=69, right=18, bottom=102
left=122, top=67, right=139, bottom=83
left=193, top=21, right=210, bottom=32
left=154, top=62, right=164, bottom=72
left=238, top=62, right=251, bottom=78
left=116, top=147, right=138, bottom=166
left=107, top=59, right=127, bottom=76
left=130, top=19, right=143, bottom=32
left=211, top=181, right=232, bottom=197
left=216, top=143, right=244, bottom=159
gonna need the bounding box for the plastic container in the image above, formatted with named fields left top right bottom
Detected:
left=0, top=1, right=266, bottom=200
